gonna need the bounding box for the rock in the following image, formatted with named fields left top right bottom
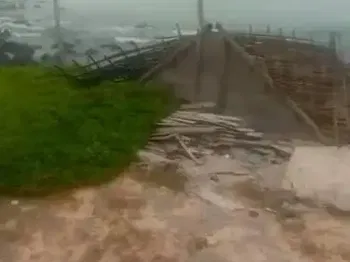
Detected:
left=194, top=236, right=208, bottom=250
left=0, top=28, right=11, bottom=40
left=0, top=41, right=35, bottom=65
left=248, top=210, right=259, bottom=217
left=0, top=53, right=11, bottom=64
left=209, top=174, right=219, bottom=182
left=10, top=200, right=19, bottom=205
left=282, top=146, right=350, bottom=212
left=39, top=53, right=52, bottom=63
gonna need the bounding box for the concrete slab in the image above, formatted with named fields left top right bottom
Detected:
left=282, top=146, right=350, bottom=211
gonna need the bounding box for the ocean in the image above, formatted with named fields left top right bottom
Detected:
left=2, top=0, right=350, bottom=64
left=0, top=0, right=199, bottom=64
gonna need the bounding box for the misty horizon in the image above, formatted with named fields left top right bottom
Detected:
left=59, top=0, right=350, bottom=29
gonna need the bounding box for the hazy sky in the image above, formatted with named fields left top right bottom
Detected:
left=60, top=0, right=350, bottom=27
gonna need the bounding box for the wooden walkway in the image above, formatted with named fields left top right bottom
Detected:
left=143, top=26, right=348, bottom=144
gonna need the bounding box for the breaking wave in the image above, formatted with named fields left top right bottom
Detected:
left=114, top=36, right=153, bottom=44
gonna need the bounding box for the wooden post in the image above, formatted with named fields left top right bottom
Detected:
left=333, top=87, right=340, bottom=145
left=249, top=24, right=253, bottom=35
left=175, top=23, right=182, bottom=39
left=344, top=76, right=350, bottom=130
left=194, top=30, right=205, bottom=101
left=194, top=0, right=205, bottom=100
left=309, top=33, right=314, bottom=43
left=53, top=0, right=64, bottom=65
left=216, top=38, right=230, bottom=113
left=328, top=31, right=337, bottom=53
left=278, top=28, right=283, bottom=37
left=197, top=0, right=205, bottom=30
left=266, top=25, right=271, bottom=34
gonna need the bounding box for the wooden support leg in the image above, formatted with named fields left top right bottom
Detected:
left=194, top=34, right=204, bottom=101
left=216, top=38, right=230, bottom=113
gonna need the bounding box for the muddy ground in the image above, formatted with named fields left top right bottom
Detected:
left=1, top=143, right=350, bottom=262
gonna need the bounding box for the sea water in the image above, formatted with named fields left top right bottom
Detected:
left=0, top=0, right=195, bottom=64
left=1, top=0, right=350, bottom=63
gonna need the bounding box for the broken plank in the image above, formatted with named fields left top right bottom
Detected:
left=175, top=134, right=201, bottom=164
left=156, top=126, right=219, bottom=135
left=216, top=139, right=292, bottom=158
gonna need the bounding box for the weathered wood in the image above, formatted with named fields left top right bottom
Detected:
left=286, top=97, right=330, bottom=144
left=155, top=126, right=219, bottom=135
left=197, top=0, right=205, bottom=30
left=61, top=40, right=178, bottom=86
left=175, top=23, right=182, bottom=39
left=216, top=139, right=292, bottom=158
left=147, top=105, right=295, bottom=162
left=333, top=88, right=339, bottom=145
left=217, top=28, right=330, bottom=145
left=175, top=134, right=201, bottom=164
left=216, top=38, right=231, bottom=113
left=194, top=32, right=205, bottom=101
left=173, top=111, right=243, bottom=122
left=150, top=133, right=176, bottom=141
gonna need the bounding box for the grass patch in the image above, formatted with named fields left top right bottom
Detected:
left=0, top=66, right=176, bottom=196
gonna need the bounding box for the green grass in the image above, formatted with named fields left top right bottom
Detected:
left=0, top=66, right=175, bottom=196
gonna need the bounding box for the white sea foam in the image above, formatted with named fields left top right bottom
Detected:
left=114, top=36, right=152, bottom=44
left=11, top=32, right=41, bottom=38
left=109, top=25, right=135, bottom=33
left=0, top=16, right=13, bottom=22
left=171, top=29, right=196, bottom=36
left=0, top=21, right=44, bottom=31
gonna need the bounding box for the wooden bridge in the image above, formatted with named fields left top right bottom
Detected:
left=148, top=26, right=349, bottom=145
left=58, top=24, right=349, bottom=145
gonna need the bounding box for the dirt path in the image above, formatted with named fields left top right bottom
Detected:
left=1, top=145, right=350, bottom=262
